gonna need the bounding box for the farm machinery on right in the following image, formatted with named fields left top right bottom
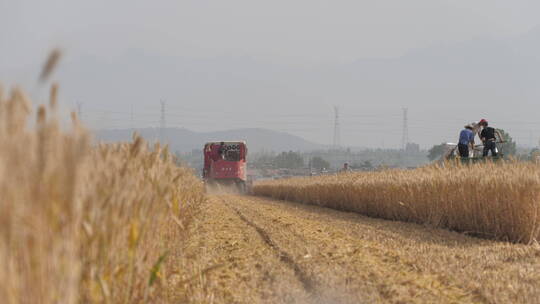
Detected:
left=439, top=141, right=506, bottom=164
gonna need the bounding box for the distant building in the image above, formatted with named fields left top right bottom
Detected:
left=405, top=142, right=420, bottom=153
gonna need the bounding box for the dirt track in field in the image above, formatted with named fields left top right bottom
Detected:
left=176, top=195, right=540, bottom=304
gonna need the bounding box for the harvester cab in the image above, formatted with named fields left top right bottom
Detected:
left=203, top=141, right=248, bottom=193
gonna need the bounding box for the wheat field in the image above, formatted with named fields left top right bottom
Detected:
left=253, top=162, right=540, bottom=243
left=0, top=83, right=205, bottom=303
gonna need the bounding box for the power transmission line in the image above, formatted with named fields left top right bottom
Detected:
left=130, top=104, right=134, bottom=134
left=160, top=100, right=166, bottom=142
left=332, top=106, right=341, bottom=149
left=401, top=107, right=409, bottom=150
left=76, top=102, right=83, bottom=121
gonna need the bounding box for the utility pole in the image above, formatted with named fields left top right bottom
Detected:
left=99, top=111, right=109, bottom=130
left=401, top=108, right=409, bottom=150
left=130, top=104, right=134, bottom=134
left=332, top=106, right=341, bottom=149
left=160, top=100, right=166, bottom=142
left=76, top=102, right=83, bottom=121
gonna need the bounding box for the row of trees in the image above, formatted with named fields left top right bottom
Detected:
left=253, top=152, right=377, bottom=170
left=274, top=151, right=304, bottom=168
left=253, top=129, right=519, bottom=169
left=253, top=151, right=331, bottom=169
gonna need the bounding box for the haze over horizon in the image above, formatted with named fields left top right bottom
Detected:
left=3, top=0, right=540, bottom=149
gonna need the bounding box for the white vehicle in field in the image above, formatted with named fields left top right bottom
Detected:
left=438, top=143, right=459, bottom=162
left=438, top=142, right=500, bottom=163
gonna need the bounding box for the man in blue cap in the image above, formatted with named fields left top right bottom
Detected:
left=458, top=124, right=475, bottom=158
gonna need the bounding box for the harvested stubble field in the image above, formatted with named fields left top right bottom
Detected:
left=253, top=163, right=540, bottom=243
left=179, top=195, right=540, bottom=304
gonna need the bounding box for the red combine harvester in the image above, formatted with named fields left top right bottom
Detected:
left=202, top=141, right=248, bottom=193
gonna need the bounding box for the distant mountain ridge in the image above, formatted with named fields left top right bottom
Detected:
left=94, top=127, right=326, bottom=153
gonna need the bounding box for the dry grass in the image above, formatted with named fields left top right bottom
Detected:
left=220, top=195, right=540, bottom=304
left=0, top=83, right=205, bottom=303
left=253, top=162, right=540, bottom=243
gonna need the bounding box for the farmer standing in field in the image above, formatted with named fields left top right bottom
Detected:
left=340, top=162, right=352, bottom=173
left=479, top=119, right=503, bottom=157
left=458, top=124, right=475, bottom=158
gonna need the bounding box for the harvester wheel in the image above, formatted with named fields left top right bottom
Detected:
left=237, top=181, right=247, bottom=194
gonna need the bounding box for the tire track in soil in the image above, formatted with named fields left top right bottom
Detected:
left=225, top=195, right=482, bottom=304
left=222, top=199, right=318, bottom=295
left=173, top=196, right=312, bottom=303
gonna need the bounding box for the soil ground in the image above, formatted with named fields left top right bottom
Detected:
left=173, top=195, right=540, bottom=304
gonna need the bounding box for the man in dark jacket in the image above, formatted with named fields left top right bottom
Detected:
left=479, top=119, right=503, bottom=157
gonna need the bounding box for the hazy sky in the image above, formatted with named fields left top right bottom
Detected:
left=2, top=0, right=540, bottom=148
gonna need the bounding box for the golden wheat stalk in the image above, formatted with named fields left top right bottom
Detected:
left=39, top=49, right=62, bottom=82
left=253, top=162, right=540, bottom=243
left=0, top=81, right=204, bottom=303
